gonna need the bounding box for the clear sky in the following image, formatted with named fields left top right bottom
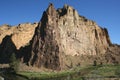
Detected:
left=0, top=0, right=120, bottom=44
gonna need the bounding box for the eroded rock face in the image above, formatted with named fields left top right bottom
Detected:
left=57, top=5, right=111, bottom=56
left=30, top=4, right=61, bottom=70
left=105, top=44, right=120, bottom=64
left=0, top=35, right=17, bottom=63
left=29, top=4, right=112, bottom=70
left=0, top=23, right=38, bottom=49
left=0, top=23, right=38, bottom=64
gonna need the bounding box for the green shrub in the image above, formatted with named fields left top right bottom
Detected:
left=115, top=66, right=120, bottom=77
left=93, top=60, right=97, bottom=66
left=9, top=53, right=20, bottom=72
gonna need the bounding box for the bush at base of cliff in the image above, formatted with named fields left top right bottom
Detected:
left=115, top=65, right=120, bottom=77
left=9, top=53, right=20, bottom=72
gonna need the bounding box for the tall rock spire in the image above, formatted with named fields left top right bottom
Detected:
left=46, top=3, right=56, bottom=16
left=30, top=3, right=61, bottom=70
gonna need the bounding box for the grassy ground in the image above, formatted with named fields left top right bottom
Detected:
left=16, top=64, right=120, bottom=80
left=85, top=64, right=120, bottom=77
left=17, top=69, right=77, bottom=80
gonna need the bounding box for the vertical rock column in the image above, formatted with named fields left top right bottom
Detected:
left=30, top=3, right=61, bottom=70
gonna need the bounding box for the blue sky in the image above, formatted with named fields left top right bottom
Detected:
left=0, top=0, right=120, bottom=44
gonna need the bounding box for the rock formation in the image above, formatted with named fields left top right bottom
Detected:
left=29, top=3, right=117, bottom=70
left=0, top=23, right=37, bottom=63
left=29, top=4, right=61, bottom=70
left=0, top=3, right=119, bottom=70
left=0, top=23, right=38, bottom=49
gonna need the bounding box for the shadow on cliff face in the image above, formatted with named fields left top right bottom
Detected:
left=0, top=35, right=17, bottom=63
left=0, top=35, right=32, bottom=65
left=17, top=43, right=32, bottom=65
left=28, top=4, right=61, bottom=70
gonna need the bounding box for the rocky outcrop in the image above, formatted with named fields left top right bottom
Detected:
left=0, top=23, right=38, bottom=49
left=29, top=4, right=61, bottom=70
left=29, top=4, right=114, bottom=70
left=0, top=35, right=17, bottom=63
left=105, top=44, right=120, bottom=64
left=0, top=23, right=38, bottom=64
left=57, top=5, right=111, bottom=56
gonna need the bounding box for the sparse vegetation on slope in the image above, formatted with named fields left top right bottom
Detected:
left=17, top=64, right=120, bottom=80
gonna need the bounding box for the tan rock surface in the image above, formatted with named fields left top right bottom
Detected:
left=29, top=4, right=114, bottom=70
left=57, top=5, right=111, bottom=56
left=0, top=23, right=38, bottom=49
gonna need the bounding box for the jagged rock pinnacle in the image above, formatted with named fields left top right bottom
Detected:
left=46, top=3, right=56, bottom=15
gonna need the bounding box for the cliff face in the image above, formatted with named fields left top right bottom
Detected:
left=29, top=4, right=112, bottom=70
left=0, top=23, right=38, bottom=49
left=0, top=3, right=119, bottom=70
left=0, top=23, right=37, bottom=63
left=57, top=5, right=111, bottom=56
left=29, top=4, right=61, bottom=70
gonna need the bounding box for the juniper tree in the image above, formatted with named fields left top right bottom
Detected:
left=9, top=53, right=20, bottom=72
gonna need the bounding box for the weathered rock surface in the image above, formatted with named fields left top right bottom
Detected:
left=29, top=4, right=61, bottom=70
left=29, top=4, right=119, bottom=70
left=57, top=5, right=111, bottom=56
left=0, top=3, right=119, bottom=70
left=0, top=23, right=38, bottom=63
left=0, top=23, right=38, bottom=49
left=105, top=44, right=120, bottom=64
